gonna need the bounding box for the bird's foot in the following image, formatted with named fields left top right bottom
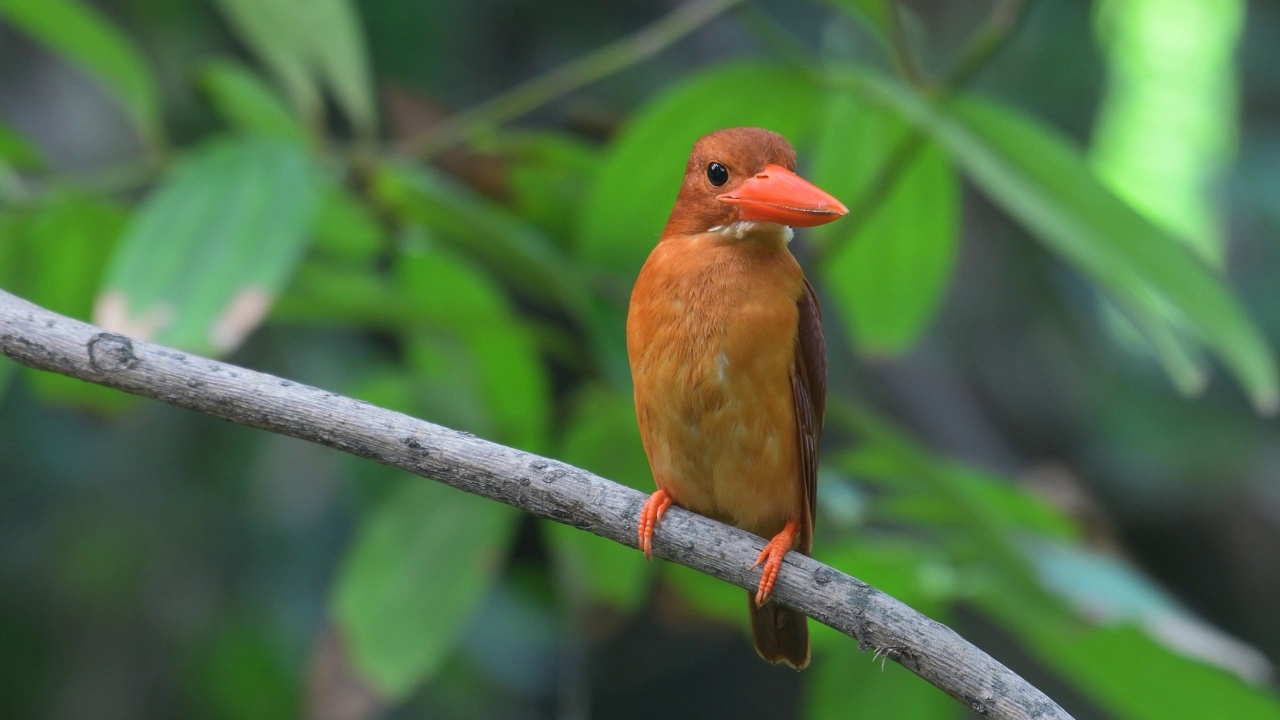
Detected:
left=638, top=489, right=673, bottom=560
left=750, top=518, right=800, bottom=606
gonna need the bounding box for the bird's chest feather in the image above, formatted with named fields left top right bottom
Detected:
left=627, top=236, right=803, bottom=532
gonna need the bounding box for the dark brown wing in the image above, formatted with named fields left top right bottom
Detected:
left=790, top=278, right=826, bottom=555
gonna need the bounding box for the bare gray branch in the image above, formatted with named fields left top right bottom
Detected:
left=0, top=289, right=1072, bottom=719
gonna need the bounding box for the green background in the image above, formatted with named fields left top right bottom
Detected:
left=2, top=1, right=1279, bottom=718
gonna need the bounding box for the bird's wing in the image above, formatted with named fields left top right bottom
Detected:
left=791, top=278, right=826, bottom=555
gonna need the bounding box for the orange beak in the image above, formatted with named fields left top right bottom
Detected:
left=717, top=164, right=848, bottom=227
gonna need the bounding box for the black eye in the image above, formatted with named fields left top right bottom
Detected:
left=706, top=162, right=729, bottom=187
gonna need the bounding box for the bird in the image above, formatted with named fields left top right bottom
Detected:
left=627, top=127, right=846, bottom=669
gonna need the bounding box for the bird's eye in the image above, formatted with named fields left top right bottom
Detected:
left=706, top=162, right=729, bottom=187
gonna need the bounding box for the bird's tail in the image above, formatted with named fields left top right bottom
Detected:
left=748, top=592, right=810, bottom=670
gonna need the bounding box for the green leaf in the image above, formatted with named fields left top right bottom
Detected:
left=0, top=0, right=163, bottom=144
left=310, top=185, right=385, bottom=265
left=577, top=62, right=823, bottom=277
left=213, top=0, right=320, bottom=121
left=982, top=589, right=1280, bottom=720
left=304, top=0, right=377, bottom=140
left=4, top=194, right=133, bottom=409
left=1091, top=0, right=1243, bottom=266
left=850, top=72, right=1279, bottom=413
left=835, top=411, right=1078, bottom=542
left=544, top=386, right=654, bottom=609
left=187, top=619, right=297, bottom=720
left=0, top=124, right=44, bottom=170
left=95, top=136, right=321, bottom=356
left=397, top=248, right=551, bottom=452
left=372, top=164, right=589, bottom=322
left=1030, top=538, right=1272, bottom=685
left=823, top=0, right=894, bottom=42
left=199, top=60, right=304, bottom=140
left=211, top=0, right=377, bottom=139
left=812, top=90, right=958, bottom=356
left=333, top=480, right=519, bottom=699
left=497, top=131, right=601, bottom=244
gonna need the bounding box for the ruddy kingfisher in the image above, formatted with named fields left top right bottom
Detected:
left=627, top=127, right=847, bottom=669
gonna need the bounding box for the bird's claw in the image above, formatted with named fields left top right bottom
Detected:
left=751, top=518, right=800, bottom=606
left=638, top=489, right=673, bottom=560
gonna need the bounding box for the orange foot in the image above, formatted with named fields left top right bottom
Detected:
left=638, top=489, right=673, bottom=560
left=750, top=518, right=800, bottom=606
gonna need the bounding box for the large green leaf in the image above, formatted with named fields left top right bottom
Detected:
left=849, top=72, right=1278, bottom=413
left=577, top=62, right=824, bottom=278
left=332, top=480, right=519, bottom=699
left=0, top=0, right=163, bottom=144
left=812, top=90, right=958, bottom=356
left=95, top=136, right=321, bottom=355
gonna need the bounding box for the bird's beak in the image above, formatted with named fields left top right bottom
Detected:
left=717, top=164, right=849, bottom=227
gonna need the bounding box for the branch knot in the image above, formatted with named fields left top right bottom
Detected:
left=87, top=333, right=139, bottom=372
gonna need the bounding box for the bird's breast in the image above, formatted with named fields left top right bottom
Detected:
left=627, top=236, right=805, bottom=534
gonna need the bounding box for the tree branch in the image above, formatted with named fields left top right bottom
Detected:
left=0, top=288, right=1073, bottom=720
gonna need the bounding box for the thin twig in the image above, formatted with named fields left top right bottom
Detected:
left=887, top=3, right=931, bottom=90
left=405, top=0, right=746, bottom=160
left=1, top=289, right=1073, bottom=720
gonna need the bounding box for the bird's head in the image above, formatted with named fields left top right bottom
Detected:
left=663, top=127, right=848, bottom=240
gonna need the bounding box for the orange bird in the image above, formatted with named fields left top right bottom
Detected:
left=627, top=127, right=846, bottom=669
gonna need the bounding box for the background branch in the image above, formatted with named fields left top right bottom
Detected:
left=404, top=0, right=745, bottom=160
left=0, top=288, right=1073, bottom=720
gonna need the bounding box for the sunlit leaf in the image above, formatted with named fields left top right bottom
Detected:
left=199, top=60, right=304, bottom=140
left=0, top=0, right=163, bottom=143
left=1091, top=0, right=1243, bottom=265
left=332, top=480, right=519, bottom=699
left=578, top=62, right=823, bottom=278
left=95, top=136, right=321, bottom=356
left=812, top=90, right=958, bottom=356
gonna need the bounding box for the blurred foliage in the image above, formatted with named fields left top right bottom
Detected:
left=2, top=1, right=1280, bottom=719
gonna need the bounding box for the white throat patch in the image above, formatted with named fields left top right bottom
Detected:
left=706, top=221, right=794, bottom=244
